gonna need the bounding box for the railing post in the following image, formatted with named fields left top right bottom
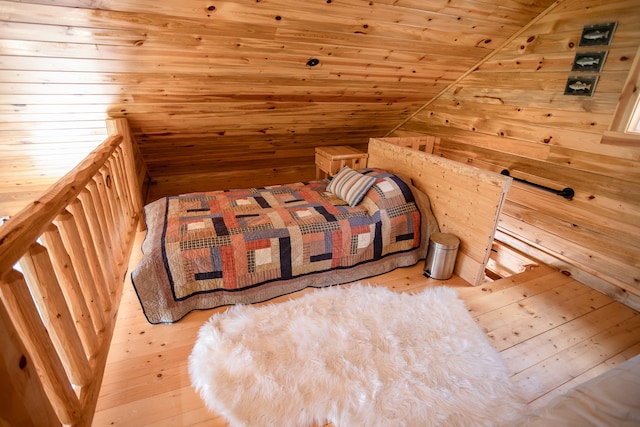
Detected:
left=112, top=147, right=135, bottom=225
left=86, top=179, right=123, bottom=269
left=0, top=270, right=81, bottom=425
left=55, top=210, right=107, bottom=333
left=67, top=199, right=113, bottom=311
left=106, top=118, right=146, bottom=231
left=77, top=189, right=118, bottom=292
left=41, top=223, right=100, bottom=360
left=0, top=293, right=59, bottom=426
left=19, top=243, right=92, bottom=388
left=94, top=172, right=124, bottom=266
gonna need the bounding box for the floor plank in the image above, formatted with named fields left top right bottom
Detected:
left=512, top=314, right=640, bottom=403
left=92, top=231, right=640, bottom=426
left=500, top=301, right=638, bottom=375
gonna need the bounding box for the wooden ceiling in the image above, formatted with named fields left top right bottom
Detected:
left=1, top=0, right=558, bottom=215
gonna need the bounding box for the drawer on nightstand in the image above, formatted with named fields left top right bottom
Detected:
left=315, top=146, right=368, bottom=179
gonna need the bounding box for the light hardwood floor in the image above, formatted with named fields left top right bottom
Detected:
left=93, top=232, right=640, bottom=426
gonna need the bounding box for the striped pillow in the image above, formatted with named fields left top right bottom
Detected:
left=327, top=166, right=376, bottom=207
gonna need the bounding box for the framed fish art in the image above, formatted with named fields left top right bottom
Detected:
left=579, top=22, right=616, bottom=47
left=564, top=75, right=598, bottom=96
left=571, top=51, right=607, bottom=72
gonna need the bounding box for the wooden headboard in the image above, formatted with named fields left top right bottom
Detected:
left=367, top=137, right=512, bottom=286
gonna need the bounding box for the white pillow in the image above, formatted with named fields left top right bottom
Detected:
left=327, top=166, right=376, bottom=207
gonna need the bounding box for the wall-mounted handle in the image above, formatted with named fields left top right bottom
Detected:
left=501, top=170, right=574, bottom=200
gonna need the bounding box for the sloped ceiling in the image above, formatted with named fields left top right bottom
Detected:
left=0, top=0, right=557, bottom=215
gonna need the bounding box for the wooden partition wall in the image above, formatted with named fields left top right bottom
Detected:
left=0, top=118, right=142, bottom=427
left=368, top=137, right=512, bottom=286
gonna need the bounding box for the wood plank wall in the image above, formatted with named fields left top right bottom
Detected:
left=0, top=0, right=556, bottom=216
left=390, top=0, right=640, bottom=308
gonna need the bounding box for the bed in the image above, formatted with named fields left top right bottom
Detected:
left=131, top=167, right=439, bottom=323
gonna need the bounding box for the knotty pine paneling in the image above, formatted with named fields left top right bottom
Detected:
left=392, top=0, right=640, bottom=307
left=0, top=0, right=557, bottom=216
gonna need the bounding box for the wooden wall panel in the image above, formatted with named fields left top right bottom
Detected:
left=367, top=138, right=511, bottom=287
left=0, top=0, right=557, bottom=216
left=391, top=0, right=640, bottom=307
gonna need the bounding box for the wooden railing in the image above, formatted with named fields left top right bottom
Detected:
left=0, top=118, right=143, bottom=426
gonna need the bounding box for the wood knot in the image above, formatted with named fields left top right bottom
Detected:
left=19, top=355, right=27, bottom=370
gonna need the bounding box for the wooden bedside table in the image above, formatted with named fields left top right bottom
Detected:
left=315, top=146, right=369, bottom=179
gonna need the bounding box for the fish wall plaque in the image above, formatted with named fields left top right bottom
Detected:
left=571, top=51, right=607, bottom=72
left=579, top=22, right=616, bottom=47
left=564, top=75, right=598, bottom=96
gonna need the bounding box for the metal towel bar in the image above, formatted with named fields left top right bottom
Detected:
left=501, top=169, right=574, bottom=200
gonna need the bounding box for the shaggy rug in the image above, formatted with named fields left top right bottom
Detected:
left=189, top=284, right=526, bottom=427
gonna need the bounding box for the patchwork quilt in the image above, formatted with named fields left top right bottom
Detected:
left=132, top=169, right=435, bottom=323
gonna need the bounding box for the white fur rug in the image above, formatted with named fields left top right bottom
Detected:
left=189, top=284, right=525, bottom=427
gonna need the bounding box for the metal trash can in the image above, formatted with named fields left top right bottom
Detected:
left=423, top=232, right=460, bottom=280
